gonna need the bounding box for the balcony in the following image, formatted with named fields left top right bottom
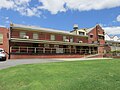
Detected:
left=10, top=46, right=98, bottom=55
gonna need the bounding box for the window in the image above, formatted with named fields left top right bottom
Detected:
left=70, top=37, right=73, bottom=42
left=79, top=32, right=85, bottom=36
left=98, top=36, right=104, bottom=40
left=90, top=35, right=93, bottom=38
left=103, top=32, right=105, bottom=35
left=50, top=34, right=55, bottom=41
left=20, top=32, right=26, bottom=38
left=0, top=33, right=3, bottom=44
left=33, top=33, right=39, bottom=39
left=63, top=36, right=66, bottom=41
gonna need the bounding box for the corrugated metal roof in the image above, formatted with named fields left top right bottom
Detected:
left=10, top=23, right=88, bottom=37
left=11, top=23, right=70, bottom=34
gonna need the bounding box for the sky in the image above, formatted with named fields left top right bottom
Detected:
left=0, top=0, right=120, bottom=37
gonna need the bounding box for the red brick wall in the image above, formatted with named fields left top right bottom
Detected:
left=11, top=29, right=88, bottom=43
left=11, top=30, right=19, bottom=38
left=56, top=35, right=63, bottom=41
left=39, top=32, right=45, bottom=40
left=10, top=54, right=85, bottom=59
left=98, top=46, right=104, bottom=54
left=88, top=25, right=105, bottom=45
left=45, top=33, right=50, bottom=40
left=79, top=36, right=88, bottom=43
left=99, top=40, right=105, bottom=45
left=73, top=36, right=88, bottom=43
left=104, top=45, right=111, bottom=53
left=26, top=31, right=33, bottom=39
left=0, top=27, right=9, bottom=58
left=88, top=28, right=98, bottom=42
left=87, top=25, right=105, bottom=54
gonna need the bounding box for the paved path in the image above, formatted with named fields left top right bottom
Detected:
left=0, top=58, right=112, bottom=70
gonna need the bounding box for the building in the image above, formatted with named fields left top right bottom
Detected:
left=8, top=23, right=100, bottom=59
left=87, top=25, right=105, bottom=54
left=0, top=27, right=9, bottom=56
left=71, top=24, right=106, bottom=54
left=0, top=23, right=109, bottom=59
left=105, top=33, right=120, bottom=51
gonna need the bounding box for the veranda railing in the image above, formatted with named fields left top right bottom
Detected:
left=10, top=46, right=98, bottom=55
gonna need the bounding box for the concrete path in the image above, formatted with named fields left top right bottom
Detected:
left=0, top=58, right=112, bottom=70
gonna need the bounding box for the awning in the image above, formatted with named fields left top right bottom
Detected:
left=10, top=38, right=98, bottom=47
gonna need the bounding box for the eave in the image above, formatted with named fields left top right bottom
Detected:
left=10, top=38, right=98, bottom=47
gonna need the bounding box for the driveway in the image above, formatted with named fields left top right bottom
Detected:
left=0, top=58, right=111, bottom=70
left=0, top=59, right=64, bottom=70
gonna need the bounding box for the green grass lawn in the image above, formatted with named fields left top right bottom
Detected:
left=0, top=59, right=120, bottom=90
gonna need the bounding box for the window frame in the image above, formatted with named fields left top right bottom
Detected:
left=50, top=34, right=55, bottom=41
left=33, top=33, right=39, bottom=39
left=20, top=31, right=26, bottom=38
left=70, top=36, right=73, bottom=42
left=90, top=35, right=93, bottom=38
left=63, top=36, right=66, bottom=41
left=0, top=33, right=3, bottom=44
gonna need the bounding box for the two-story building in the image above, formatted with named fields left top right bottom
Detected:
left=0, top=27, right=9, bottom=55
left=87, top=25, right=105, bottom=54
left=105, top=33, right=120, bottom=51
left=9, top=23, right=98, bottom=59
left=71, top=24, right=106, bottom=54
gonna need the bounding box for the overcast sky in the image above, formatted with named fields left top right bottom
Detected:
left=0, top=0, right=120, bottom=36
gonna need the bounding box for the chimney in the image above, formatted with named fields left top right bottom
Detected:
left=73, top=24, right=78, bottom=30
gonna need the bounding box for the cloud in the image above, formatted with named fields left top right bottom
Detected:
left=38, top=0, right=66, bottom=14
left=14, top=0, right=31, bottom=6
left=117, top=15, right=120, bottom=22
left=15, top=7, right=41, bottom=17
left=1, top=0, right=120, bottom=16
left=38, top=0, right=120, bottom=14
left=13, top=0, right=42, bottom=17
left=5, top=17, right=9, bottom=20
left=103, top=26, right=120, bottom=35
left=0, top=0, right=14, bottom=9
left=0, top=0, right=41, bottom=17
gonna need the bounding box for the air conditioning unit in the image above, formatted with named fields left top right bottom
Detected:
left=23, top=35, right=29, bottom=39
left=64, top=39, right=69, bottom=42
left=78, top=41, right=83, bottom=43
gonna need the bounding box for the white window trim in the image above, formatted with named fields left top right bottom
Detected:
left=70, top=37, right=73, bottom=42
left=20, top=32, right=26, bottom=38
left=0, top=33, right=3, bottom=44
left=33, top=33, right=39, bottom=39
left=63, top=36, right=66, bottom=41
left=51, top=34, right=55, bottom=41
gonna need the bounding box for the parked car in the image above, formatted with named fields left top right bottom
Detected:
left=0, top=48, right=6, bottom=61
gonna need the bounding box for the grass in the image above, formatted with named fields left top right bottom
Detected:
left=0, top=59, right=120, bottom=90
